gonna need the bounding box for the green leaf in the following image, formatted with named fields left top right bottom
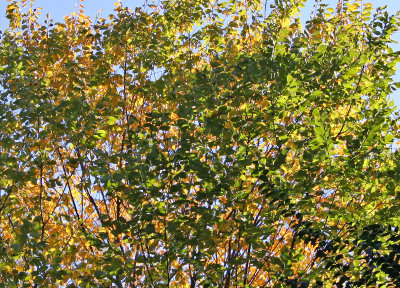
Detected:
left=95, top=130, right=107, bottom=139
left=385, top=133, right=394, bottom=143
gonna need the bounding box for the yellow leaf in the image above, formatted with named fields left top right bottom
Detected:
left=66, top=226, right=72, bottom=234
left=172, top=259, right=179, bottom=269
left=170, top=112, right=179, bottom=121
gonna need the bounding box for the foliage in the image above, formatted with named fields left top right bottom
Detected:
left=0, top=0, right=400, bottom=286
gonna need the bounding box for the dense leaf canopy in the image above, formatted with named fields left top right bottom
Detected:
left=0, top=0, right=400, bottom=287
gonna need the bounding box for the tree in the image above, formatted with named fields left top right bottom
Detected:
left=0, top=0, right=399, bottom=286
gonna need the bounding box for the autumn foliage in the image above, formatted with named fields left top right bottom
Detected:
left=0, top=0, right=400, bottom=287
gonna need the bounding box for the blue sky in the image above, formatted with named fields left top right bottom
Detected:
left=0, top=0, right=400, bottom=106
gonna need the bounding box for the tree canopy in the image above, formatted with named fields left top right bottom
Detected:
left=1, top=0, right=400, bottom=287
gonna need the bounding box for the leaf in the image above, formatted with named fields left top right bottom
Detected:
left=385, top=134, right=394, bottom=143
left=106, top=116, right=118, bottom=125
left=95, top=130, right=107, bottom=139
